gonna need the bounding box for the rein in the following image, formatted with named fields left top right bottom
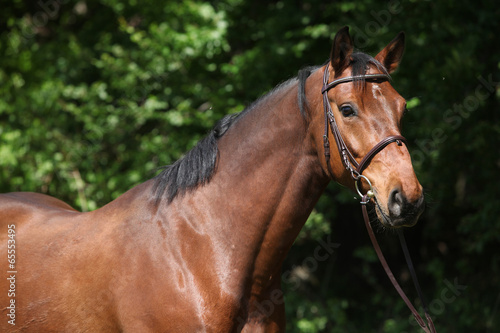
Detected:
left=321, top=65, right=436, bottom=333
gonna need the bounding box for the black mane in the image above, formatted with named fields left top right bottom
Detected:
left=152, top=78, right=297, bottom=204
left=348, top=52, right=389, bottom=88
left=153, top=52, right=387, bottom=204
left=152, top=112, right=240, bottom=203
left=298, top=65, right=321, bottom=117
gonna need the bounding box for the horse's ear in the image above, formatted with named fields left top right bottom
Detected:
left=330, top=26, right=353, bottom=76
left=375, top=32, right=405, bottom=74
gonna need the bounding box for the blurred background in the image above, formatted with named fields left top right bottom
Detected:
left=1, top=0, right=498, bottom=332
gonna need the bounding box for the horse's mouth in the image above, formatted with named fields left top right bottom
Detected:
left=372, top=196, right=421, bottom=228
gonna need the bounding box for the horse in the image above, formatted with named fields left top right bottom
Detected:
left=0, top=26, right=424, bottom=332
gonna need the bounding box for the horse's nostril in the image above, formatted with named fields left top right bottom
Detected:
left=384, top=188, right=425, bottom=227
left=388, top=188, right=404, bottom=217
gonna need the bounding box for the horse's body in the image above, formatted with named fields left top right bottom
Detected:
left=0, top=28, right=424, bottom=332
left=0, top=83, right=326, bottom=332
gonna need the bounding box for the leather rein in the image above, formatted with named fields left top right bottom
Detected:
left=321, top=65, right=436, bottom=333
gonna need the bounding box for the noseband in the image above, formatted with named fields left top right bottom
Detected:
left=321, top=65, right=436, bottom=333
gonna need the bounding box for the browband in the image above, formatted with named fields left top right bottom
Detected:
left=321, top=73, right=391, bottom=94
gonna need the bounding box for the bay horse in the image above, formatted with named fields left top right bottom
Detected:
left=0, top=27, right=424, bottom=332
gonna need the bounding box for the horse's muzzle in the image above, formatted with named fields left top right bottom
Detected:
left=386, top=189, right=425, bottom=227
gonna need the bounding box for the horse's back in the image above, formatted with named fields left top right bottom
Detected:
left=0, top=191, right=78, bottom=211
left=0, top=192, right=117, bottom=332
left=0, top=192, right=78, bottom=224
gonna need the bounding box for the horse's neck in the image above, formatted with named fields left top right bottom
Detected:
left=185, top=80, right=329, bottom=295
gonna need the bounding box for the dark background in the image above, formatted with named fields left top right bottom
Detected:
left=1, top=0, right=498, bottom=332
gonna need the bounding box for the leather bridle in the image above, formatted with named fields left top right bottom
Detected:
left=321, top=65, right=406, bottom=188
left=321, top=64, right=436, bottom=333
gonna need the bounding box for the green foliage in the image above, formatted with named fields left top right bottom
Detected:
left=1, top=0, right=498, bottom=331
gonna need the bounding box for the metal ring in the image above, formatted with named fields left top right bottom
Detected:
left=355, top=175, right=375, bottom=199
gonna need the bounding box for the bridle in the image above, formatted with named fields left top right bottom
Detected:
left=321, top=65, right=436, bottom=333
left=321, top=65, right=406, bottom=193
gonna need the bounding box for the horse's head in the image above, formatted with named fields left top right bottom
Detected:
left=315, top=27, right=424, bottom=228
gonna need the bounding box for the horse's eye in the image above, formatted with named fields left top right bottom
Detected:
left=340, top=105, right=356, bottom=117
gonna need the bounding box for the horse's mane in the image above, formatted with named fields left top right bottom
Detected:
left=151, top=112, right=237, bottom=204
left=347, top=52, right=390, bottom=88
left=152, top=77, right=298, bottom=204
left=153, top=52, right=387, bottom=204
